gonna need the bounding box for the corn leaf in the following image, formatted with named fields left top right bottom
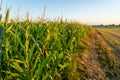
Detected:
left=10, top=61, right=23, bottom=73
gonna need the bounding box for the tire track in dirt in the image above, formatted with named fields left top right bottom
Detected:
left=96, top=30, right=120, bottom=59
left=107, top=32, right=120, bottom=40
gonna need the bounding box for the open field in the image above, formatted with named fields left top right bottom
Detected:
left=96, top=27, right=120, bottom=58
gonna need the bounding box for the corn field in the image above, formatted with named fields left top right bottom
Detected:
left=0, top=9, right=92, bottom=80
left=0, top=21, right=91, bottom=79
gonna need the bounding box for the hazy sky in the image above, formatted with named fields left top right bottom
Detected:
left=1, top=0, right=120, bottom=25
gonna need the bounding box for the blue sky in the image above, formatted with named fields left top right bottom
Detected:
left=1, top=0, right=120, bottom=25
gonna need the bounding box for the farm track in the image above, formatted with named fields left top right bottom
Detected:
left=107, top=32, right=120, bottom=40
left=96, top=29, right=120, bottom=59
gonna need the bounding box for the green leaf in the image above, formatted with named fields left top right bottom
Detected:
left=6, top=24, right=14, bottom=33
left=4, top=71, right=25, bottom=79
left=28, top=41, right=37, bottom=62
left=59, top=63, right=68, bottom=71
left=52, top=52, right=64, bottom=68
left=42, top=72, right=49, bottom=80
left=31, top=53, right=39, bottom=73
left=10, top=59, right=25, bottom=64
left=16, top=34, right=25, bottom=49
left=10, top=61, right=24, bottom=73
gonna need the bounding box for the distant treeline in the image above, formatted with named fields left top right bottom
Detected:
left=93, top=24, right=120, bottom=27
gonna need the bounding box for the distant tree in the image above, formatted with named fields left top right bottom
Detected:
left=105, top=25, right=108, bottom=27
left=100, top=24, right=104, bottom=26
left=111, top=24, right=115, bottom=26
left=118, top=24, right=120, bottom=27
